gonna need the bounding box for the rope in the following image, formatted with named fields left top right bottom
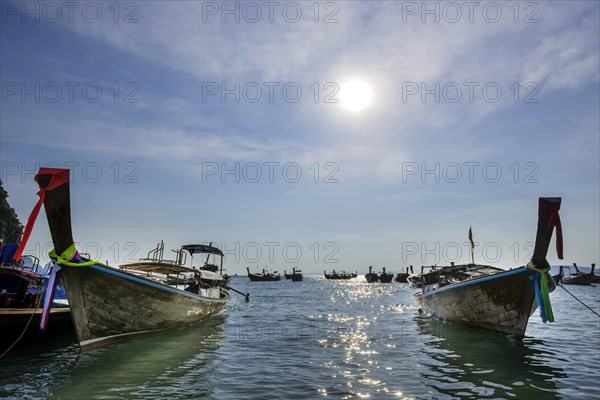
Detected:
left=0, top=286, right=45, bottom=359
left=527, top=261, right=554, bottom=323
left=558, top=284, right=600, bottom=318
left=49, top=244, right=99, bottom=267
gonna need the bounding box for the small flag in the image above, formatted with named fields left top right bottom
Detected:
left=469, top=226, right=474, bottom=249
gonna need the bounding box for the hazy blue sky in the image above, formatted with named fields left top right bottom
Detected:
left=1, top=1, right=598, bottom=274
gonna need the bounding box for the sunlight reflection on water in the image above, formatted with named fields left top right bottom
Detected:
left=0, top=277, right=598, bottom=399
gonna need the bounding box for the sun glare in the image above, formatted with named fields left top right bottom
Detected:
left=340, top=80, right=373, bottom=112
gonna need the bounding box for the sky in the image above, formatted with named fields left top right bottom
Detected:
left=1, top=1, right=598, bottom=275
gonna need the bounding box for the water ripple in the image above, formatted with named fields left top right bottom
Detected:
left=1, top=277, right=598, bottom=399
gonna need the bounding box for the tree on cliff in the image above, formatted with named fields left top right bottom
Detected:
left=0, top=180, right=24, bottom=243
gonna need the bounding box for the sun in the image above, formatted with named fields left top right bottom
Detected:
left=339, top=80, right=373, bottom=112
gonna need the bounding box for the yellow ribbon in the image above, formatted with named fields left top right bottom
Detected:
left=49, top=243, right=99, bottom=267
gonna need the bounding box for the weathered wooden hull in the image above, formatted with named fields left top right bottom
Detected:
left=247, top=274, right=281, bottom=281
left=414, top=267, right=550, bottom=340
left=562, top=274, right=594, bottom=285
left=324, top=273, right=354, bottom=280
left=60, top=264, right=229, bottom=350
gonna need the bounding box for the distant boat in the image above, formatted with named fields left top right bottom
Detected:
left=395, top=266, right=412, bottom=283
left=18, top=168, right=230, bottom=350
left=556, top=263, right=595, bottom=285
left=247, top=267, right=281, bottom=282
left=365, top=266, right=380, bottom=283
left=0, top=253, right=72, bottom=339
left=283, top=269, right=301, bottom=280
left=284, top=267, right=303, bottom=282
left=379, top=267, right=394, bottom=283
left=592, top=264, right=600, bottom=284
left=324, top=270, right=356, bottom=280
left=414, top=197, right=562, bottom=340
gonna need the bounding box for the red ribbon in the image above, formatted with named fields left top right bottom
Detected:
left=12, top=169, right=70, bottom=263
left=540, top=199, right=563, bottom=260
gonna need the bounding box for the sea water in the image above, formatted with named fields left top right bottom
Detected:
left=1, top=276, right=599, bottom=399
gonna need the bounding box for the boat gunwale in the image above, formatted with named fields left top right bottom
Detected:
left=419, top=265, right=529, bottom=298
left=84, top=263, right=230, bottom=303
left=118, top=261, right=198, bottom=275
left=0, top=307, right=71, bottom=315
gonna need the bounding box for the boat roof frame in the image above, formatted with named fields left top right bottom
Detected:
left=180, top=244, right=224, bottom=257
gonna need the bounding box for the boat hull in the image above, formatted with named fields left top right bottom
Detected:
left=414, top=267, right=546, bottom=340
left=247, top=274, right=281, bottom=281
left=562, top=274, right=594, bottom=285
left=60, top=264, right=228, bottom=350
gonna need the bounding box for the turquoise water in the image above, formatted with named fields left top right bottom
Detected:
left=1, top=276, right=599, bottom=399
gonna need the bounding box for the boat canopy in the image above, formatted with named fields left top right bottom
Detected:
left=198, top=270, right=223, bottom=281
left=181, top=244, right=224, bottom=257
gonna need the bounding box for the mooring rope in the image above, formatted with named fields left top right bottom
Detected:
left=558, top=284, right=600, bottom=318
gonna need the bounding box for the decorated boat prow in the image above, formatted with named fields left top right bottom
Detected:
left=16, top=168, right=230, bottom=350
left=414, top=197, right=562, bottom=340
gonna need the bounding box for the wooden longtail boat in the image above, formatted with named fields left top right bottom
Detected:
left=394, top=266, right=412, bottom=283
left=0, top=254, right=72, bottom=339
left=247, top=267, right=281, bottom=281
left=592, top=264, right=600, bottom=284
left=18, top=168, right=230, bottom=350
left=559, top=263, right=595, bottom=285
left=365, top=266, right=380, bottom=283
left=284, top=267, right=303, bottom=281
left=324, top=270, right=356, bottom=280
left=379, top=267, right=394, bottom=283
left=414, top=197, right=562, bottom=340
